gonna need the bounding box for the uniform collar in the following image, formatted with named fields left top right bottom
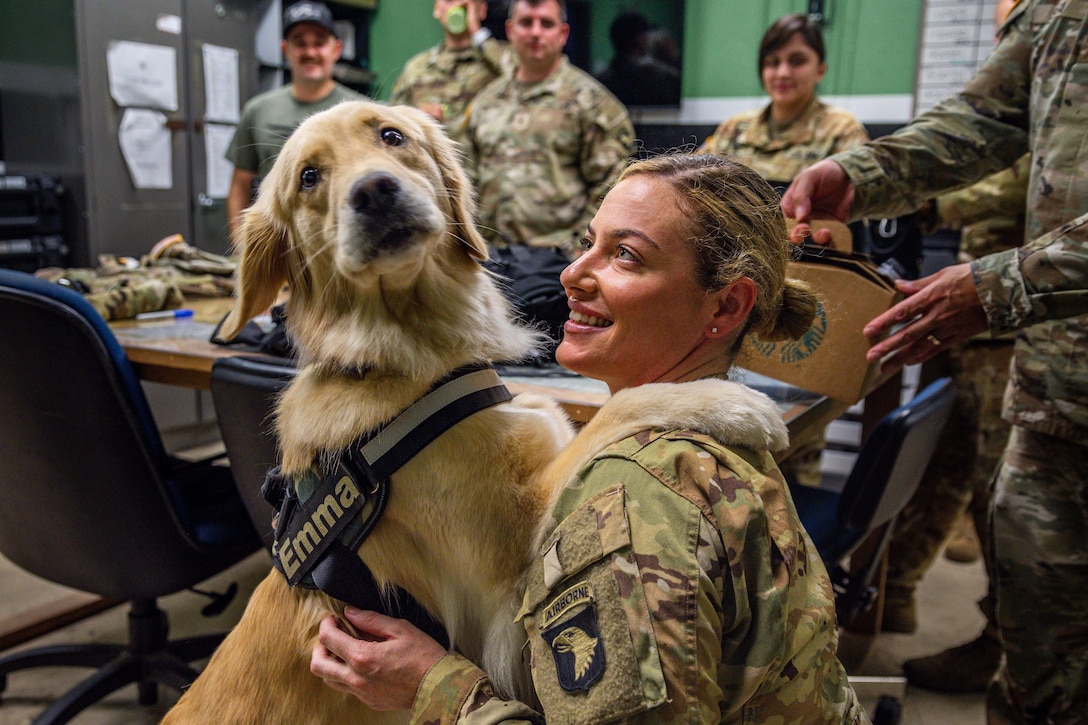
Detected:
left=509, top=55, right=570, bottom=99
left=746, top=96, right=824, bottom=149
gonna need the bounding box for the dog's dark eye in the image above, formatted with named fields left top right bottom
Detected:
left=380, top=128, right=406, bottom=147
left=300, top=167, right=321, bottom=190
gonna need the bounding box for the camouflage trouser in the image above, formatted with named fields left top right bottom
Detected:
left=987, top=426, right=1088, bottom=724
left=884, top=340, right=1013, bottom=622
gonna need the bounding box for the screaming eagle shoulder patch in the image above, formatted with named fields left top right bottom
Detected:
left=540, top=582, right=606, bottom=692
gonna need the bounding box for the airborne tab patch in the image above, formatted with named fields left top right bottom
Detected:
left=541, top=582, right=605, bottom=692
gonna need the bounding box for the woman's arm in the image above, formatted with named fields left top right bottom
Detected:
left=310, top=608, right=445, bottom=711
left=310, top=608, right=543, bottom=724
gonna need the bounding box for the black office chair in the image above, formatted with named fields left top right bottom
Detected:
left=209, top=354, right=455, bottom=648
left=0, top=269, right=262, bottom=724
left=788, top=377, right=956, bottom=627
left=210, top=355, right=298, bottom=550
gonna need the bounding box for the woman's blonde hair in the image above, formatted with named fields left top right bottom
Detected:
left=616, top=154, right=817, bottom=345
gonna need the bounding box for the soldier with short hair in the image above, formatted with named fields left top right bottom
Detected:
left=463, top=0, right=634, bottom=257
left=390, top=0, right=513, bottom=148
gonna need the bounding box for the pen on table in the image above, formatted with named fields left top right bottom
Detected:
left=134, top=309, right=194, bottom=321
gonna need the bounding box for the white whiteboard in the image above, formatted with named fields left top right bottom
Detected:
left=914, top=0, right=1000, bottom=114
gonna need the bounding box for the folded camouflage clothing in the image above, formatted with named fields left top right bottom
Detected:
left=34, top=234, right=237, bottom=320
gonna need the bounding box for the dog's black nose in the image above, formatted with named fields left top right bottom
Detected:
left=351, top=172, right=400, bottom=214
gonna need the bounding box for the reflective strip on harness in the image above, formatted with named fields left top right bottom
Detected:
left=352, top=366, right=512, bottom=482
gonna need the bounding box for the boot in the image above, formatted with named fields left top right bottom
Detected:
left=943, top=514, right=981, bottom=564
left=880, top=585, right=917, bottom=634
left=902, top=631, right=1002, bottom=693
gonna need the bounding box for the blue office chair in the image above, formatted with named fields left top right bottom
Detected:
left=788, top=377, right=956, bottom=627
left=0, top=269, right=262, bottom=724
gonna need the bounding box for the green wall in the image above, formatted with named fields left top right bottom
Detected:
left=684, top=0, right=922, bottom=97
left=368, top=0, right=923, bottom=102
left=369, top=0, right=445, bottom=99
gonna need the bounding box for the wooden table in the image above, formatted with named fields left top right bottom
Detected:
left=110, top=298, right=849, bottom=458
left=111, top=297, right=246, bottom=390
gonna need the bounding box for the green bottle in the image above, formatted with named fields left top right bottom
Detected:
left=446, top=5, right=467, bottom=34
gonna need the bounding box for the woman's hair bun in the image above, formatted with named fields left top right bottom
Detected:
left=758, top=277, right=818, bottom=342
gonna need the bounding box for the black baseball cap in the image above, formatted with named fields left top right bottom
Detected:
left=283, top=1, right=337, bottom=39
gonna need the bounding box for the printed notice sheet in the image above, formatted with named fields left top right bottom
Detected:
left=106, top=40, right=179, bottom=111
left=118, top=108, right=172, bottom=189
left=202, top=44, right=240, bottom=124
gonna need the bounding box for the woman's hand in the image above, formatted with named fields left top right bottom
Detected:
left=863, top=263, right=990, bottom=373
left=310, top=607, right=448, bottom=711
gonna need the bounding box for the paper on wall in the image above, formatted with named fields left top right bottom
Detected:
left=107, top=40, right=179, bottom=111
left=202, top=44, right=240, bottom=124
left=203, top=122, right=236, bottom=198
left=118, top=108, right=172, bottom=189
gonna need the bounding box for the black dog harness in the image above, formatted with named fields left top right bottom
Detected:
left=263, top=363, right=512, bottom=611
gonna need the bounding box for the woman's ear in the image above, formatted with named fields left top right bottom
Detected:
left=706, top=277, right=757, bottom=338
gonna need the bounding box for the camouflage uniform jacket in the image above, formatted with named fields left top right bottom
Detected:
left=698, top=98, right=870, bottom=184
left=829, top=0, right=1088, bottom=444
left=390, top=37, right=514, bottom=148
left=410, top=396, right=866, bottom=724
left=464, top=57, right=635, bottom=255
left=225, top=82, right=363, bottom=177
left=932, top=154, right=1030, bottom=262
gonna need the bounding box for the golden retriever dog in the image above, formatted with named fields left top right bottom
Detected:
left=162, top=101, right=787, bottom=724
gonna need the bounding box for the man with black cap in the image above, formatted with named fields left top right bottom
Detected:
left=225, top=1, right=364, bottom=234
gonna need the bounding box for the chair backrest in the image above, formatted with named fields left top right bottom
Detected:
left=790, top=377, right=957, bottom=567
left=0, top=269, right=257, bottom=599
left=210, top=355, right=298, bottom=550
left=789, top=376, right=956, bottom=625
left=837, top=377, right=956, bottom=546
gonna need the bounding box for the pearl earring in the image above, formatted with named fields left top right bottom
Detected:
left=711, top=327, right=718, bottom=334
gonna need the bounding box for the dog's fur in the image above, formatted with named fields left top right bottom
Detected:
left=162, top=101, right=788, bottom=724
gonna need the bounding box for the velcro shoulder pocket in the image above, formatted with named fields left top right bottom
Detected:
left=518, top=484, right=666, bottom=723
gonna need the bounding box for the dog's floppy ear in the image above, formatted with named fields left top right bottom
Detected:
left=421, top=118, right=489, bottom=262
left=219, top=198, right=291, bottom=340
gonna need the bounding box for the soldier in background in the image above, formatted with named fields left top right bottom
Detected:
left=461, top=0, right=633, bottom=353
left=783, top=0, right=1088, bottom=718
left=390, top=0, right=513, bottom=148
left=881, top=156, right=1026, bottom=696
left=698, top=12, right=870, bottom=491
left=463, top=0, right=634, bottom=256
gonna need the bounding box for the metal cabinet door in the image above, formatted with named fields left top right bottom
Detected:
left=77, top=0, right=189, bottom=259
left=76, top=0, right=259, bottom=259
left=183, top=0, right=261, bottom=254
